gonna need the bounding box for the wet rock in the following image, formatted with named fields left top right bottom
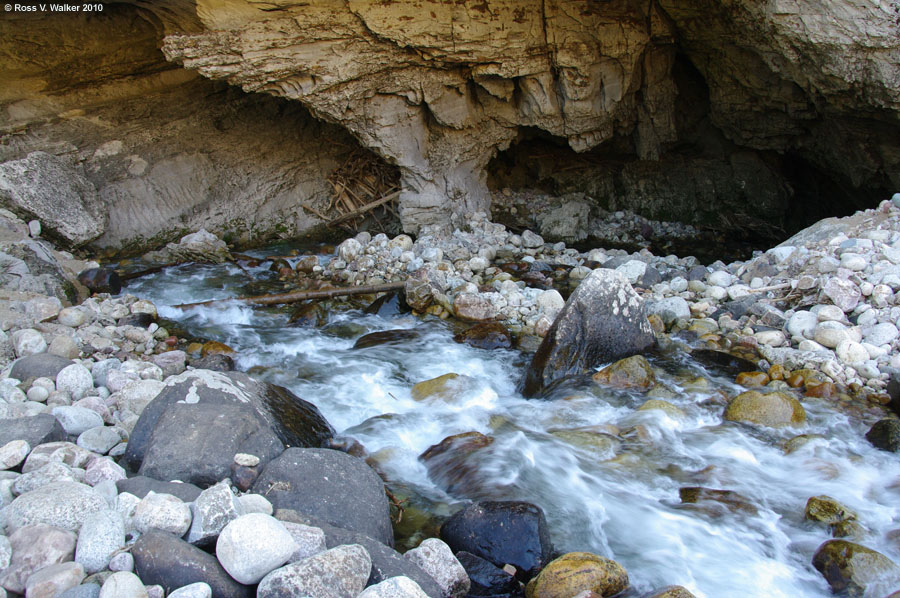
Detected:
left=641, top=587, right=697, bottom=598
left=723, top=391, right=806, bottom=428
left=591, top=355, right=656, bottom=392
left=289, top=303, right=327, bottom=327
left=24, top=561, right=86, bottom=598
left=525, top=552, right=628, bottom=598
left=132, top=530, right=253, bottom=598
left=735, top=371, right=769, bottom=387
left=453, top=323, right=513, bottom=350
left=358, top=577, right=430, bottom=598
left=353, top=329, right=419, bottom=349
left=678, top=487, right=759, bottom=517
left=866, top=419, right=900, bottom=452
left=76, top=509, right=125, bottom=574
left=812, top=539, right=900, bottom=596
left=440, top=501, right=553, bottom=582
left=637, top=399, right=686, bottom=419
left=456, top=551, right=518, bottom=596
left=404, top=538, right=469, bottom=598
left=549, top=429, right=620, bottom=459
left=5, top=481, right=106, bottom=533
left=419, top=432, right=494, bottom=495
left=77, top=269, right=121, bottom=295
left=189, top=353, right=234, bottom=371
left=0, top=413, right=65, bottom=447
left=118, top=313, right=154, bottom=329
left=523, top=269, right=655, bottom=397
left=252, top=447, right=393, bottom=546
left=257, top=544, right=372, bottom=598
left=125, top=370, right=332, bottom=486
left=115, top=476, right=202, bottom=502
left=0, top=524, right=77, bottom=594
left=10, top=353, right=73, bottom=382
left=806, top=495, right=857, bottom=526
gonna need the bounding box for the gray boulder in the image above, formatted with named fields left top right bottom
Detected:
left=253, top=448, right=393, bottom=546
left=124, top=370, right=333, bottom=487
left=75, top=509, right=125, bottom=574
left=257, top=544, right=371, bottom=598
left=0, top=413, right=66, bottom=446
left=0, top=152, right=105, bottom=246
left=115, top=476, right=202, bottom=502
left=10, top=353, right=73, bottom=381
left=5, top=481, right=107, bottom=533
left=523, top=269, right=655, bottom=396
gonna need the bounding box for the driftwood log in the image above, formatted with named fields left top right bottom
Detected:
left=172, top=281, right=405, bottom=309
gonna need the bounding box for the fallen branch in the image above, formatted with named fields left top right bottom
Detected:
left=745, top=282, right=792, bottom=294
left=328, top=190, right=400, bottom=227
left=172, top=281, right=406, bottom=309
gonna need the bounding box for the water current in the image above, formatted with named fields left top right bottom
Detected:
left=127, top=256, right=900, bottom=598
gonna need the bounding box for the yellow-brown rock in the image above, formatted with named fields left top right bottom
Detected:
left=723, top=391, right=806, bottom=428
left=525, top=552, right=629, bottom=598
left=735, top=371, right=769, bottom=387
left=200, top=341, right=235, bottom=357
left=592, top=355, right=656, bottom=392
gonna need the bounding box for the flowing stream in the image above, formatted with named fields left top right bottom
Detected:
left=126, top=256, right=900, bottom=598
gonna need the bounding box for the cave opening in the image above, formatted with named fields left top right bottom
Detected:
left=484, top=52, right=893, bottom=263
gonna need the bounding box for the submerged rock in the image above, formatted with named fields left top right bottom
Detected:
left=522, top=269, right=655, bottom=397
left=453, top=323, right=513, bottom=350
left=419, top=432, right=494, bottom=496
left=591, top=355, right=656, bottom=391
left=865, top=419, right=900, bottom=452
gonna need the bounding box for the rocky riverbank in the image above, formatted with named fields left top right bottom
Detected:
left=1, top=192, right=900, bottom=596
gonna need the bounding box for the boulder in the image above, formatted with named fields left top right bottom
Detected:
left=525, top=552, right=629, bottom=598
left=215, top=513, right=298, bottom=584
left=24, top=561, right=86, bottom=598
left=522, top=269, right=655, bottom=396
left=124, top=370, right=333, bottom=486
left=143, top=229, right=231, bottom=264
left=403, top=538, right=469, bottom=598
left=0, top=524, right=77, bottom=594
left=186, top=480, right=244, bottom=546
left=9, top=353, right=73, bottom=381
left=256, top=544, right=371, bottom=598
left=439, top=501, right=553, bottom=582
left=358, top=577, right=430, bottom=598
left=865, top=419, right=900, bottom=452
left=0, top=413, right=66, bottom=447
left=75, top=510, right=125, bottom=574
left=641, top=587, right=697, bottom=598
left=115, top=476, right=202, bottom=502
left=456, top=551, right=518, bottom=596
left=5, top=482, right=107, bottom=533
left=0, top=151, right=105, bottom=246
left=723, top=391, right=806, bottom=428
left=252, top=447, right=393, bottom=546
left=275, top=510, right=443, bottom=598
left=132, top=530, right=254, bottom=598
left=453, top=323, right=513, bottom=350
left=812, top=540, right=900, bottom=596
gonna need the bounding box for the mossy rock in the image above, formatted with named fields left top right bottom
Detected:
left=806, top=495, right=856, bottom=526
left=550, top=430, right=620, bottom=460
left=592, top=355, right=656, bottom=392
left=812, top=540, right=900, bottom=596
left=638, top=399, right=686, bottom=419
left=723, top=390, right=806, bottom=428
left=525, top=552, right=629, bottom=598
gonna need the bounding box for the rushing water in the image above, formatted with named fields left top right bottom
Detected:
left=127, top=257, right=900, bottom=598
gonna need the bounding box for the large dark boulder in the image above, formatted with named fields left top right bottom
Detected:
left=132, top=530, right=254, bottom=598
left=124, top=370, right=333, bottom=486
left=522, top=269, right=655, bottom=397
left=456, top=551, right=518, bottom=596
left=440, top=501, right=554, bottom=582
left=0, top=414, right=66, bottom=447
left=277, top=509, right=442, bottom=598
left=866, top=419, right=900, bottom=452
left=253, top=448, right=393, bottom=547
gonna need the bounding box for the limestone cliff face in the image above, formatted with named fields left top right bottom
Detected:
left=1, top=0, right=898, bottom=248
left=160, top=0, right=900, bottom=234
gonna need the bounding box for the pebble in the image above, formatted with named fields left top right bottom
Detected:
left=99, top=571, right=147, bottom=598
left=216, top=513, right=298, bottom=584
left=0, top=439, right=30, bottom=470
left=865, top=322, right=899, bottom=347
left=49, top=335, right=81, bottom=360
left=52, top=406, right=104, bottom=436
left=814, top=321, right=853, bottom=349
left=109, top=552, right=134, bottom=573
left=57, top=308, right=87, bottom=328
left=168, top=583, right=212, bottom=598
left=27, top=385, right=50, bottom=402
left=12, top=329, right=47, bottom=357
left=835, top=340, right=868, bottom=365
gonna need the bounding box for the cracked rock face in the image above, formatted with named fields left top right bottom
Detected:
left=161, top=0, right=680, bottom=233
left=160, top=0, right=899, bottom=234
